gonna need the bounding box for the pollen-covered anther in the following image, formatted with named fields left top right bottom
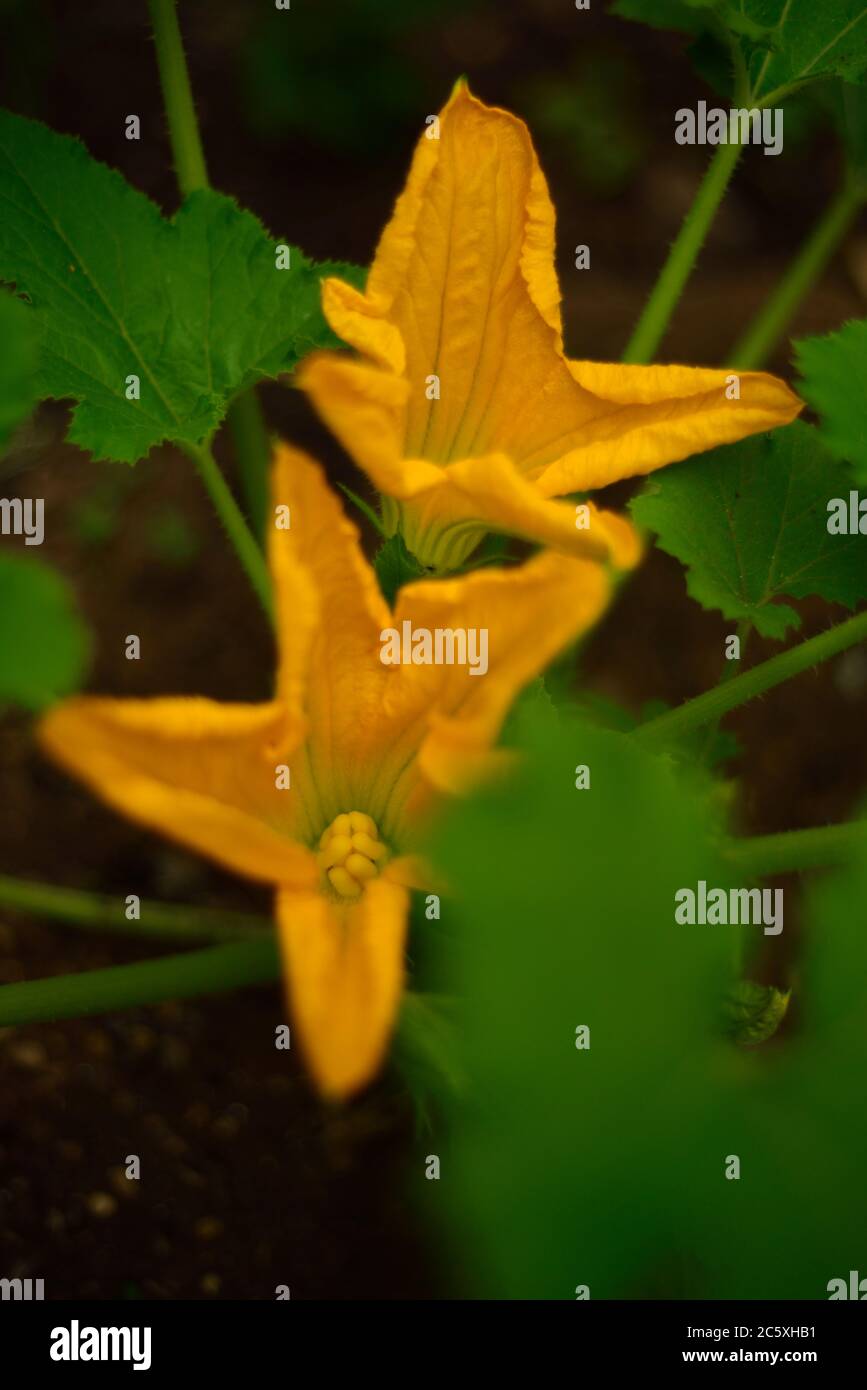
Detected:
left=317, top=811, right=388, bottom=898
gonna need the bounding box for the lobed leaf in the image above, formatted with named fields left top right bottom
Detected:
left=631, top=421, right=867, bottom=638
left=0, top=109, right=362, bottom=464
left=796, top=318, right=867, bottom=480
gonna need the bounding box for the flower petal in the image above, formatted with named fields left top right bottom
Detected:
left=384, top=551, right=611, bottom=799
left=307, top=83, right=801, bottom=564
left=320, top=277, right=406, bottom=375
left=269, top=444, right=401, bottom=820
left=384, top=853, right=432, bottom=892
left=532, top=361, right=803, bottom=495
left=431, top=453, right=642, bottom=569
left=38, top=697, right=317, bottom=885
left=301, top=359, right=640, bottom=569
left=298, top=355, right=440, bottom=499
left=316, top=82, right=566, bottom=467
left=277, top=878, right=408, bottom=1099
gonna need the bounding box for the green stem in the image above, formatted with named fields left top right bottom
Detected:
left=0, top=940, right=279, bottom=1027
left=723, top=821, right=867, bottom=878
left=637, top=609, right=867, bottom=747
left=622, top=136, right=744, bottom=364
left=182, top=441, right=274, bottom=623
left=227, top=390, right=271, bottom=541
left=337, top=483, right=388, bottom=538
left=700, top=617, right=753, bottom=762
left=149, top=0, right=272, bottom=546
left=729, top=180, right=865, bottom=369
left=148, top=0, right=209, bottom=196
left=0, top=873, right=269, bottom=943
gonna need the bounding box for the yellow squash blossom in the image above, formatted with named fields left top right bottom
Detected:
left=300, top=82, right=802, bottom=573
left=39, top=445, right=613, bottom=1100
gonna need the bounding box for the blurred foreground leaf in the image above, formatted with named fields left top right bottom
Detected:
left=430, top=708, right=867, bottom=1297
left=432, top=711, right=736, bottom=1298
left=0, top=110, right=362, bottom=463
left=631, top=422, right=867, bottom=639
left=0, top=553, right=90, bottom=709
left=694, top=839, right=867, bottom=1298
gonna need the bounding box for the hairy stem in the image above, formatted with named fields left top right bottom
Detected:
left=0, top=873, right=269, bottom=943
left=0, top=940, right=280, bottom=1026
left=148, top=0, right=208, bottom=196
left=700, top=617, right=753, bottom=763
left=181, top=441, right=274, bottom=623
left=637, top=610, right=867, bottom=746
left=729, top=180, right=864, bottom=369
left=622, top=137, right=744, bottom=364
left=149, top=0, right=273, bottom=543
left=227, top=389, right=271, bottom=540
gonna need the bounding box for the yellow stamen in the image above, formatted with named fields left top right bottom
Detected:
left=317, top=811, right=388, bottom=898
left=351, top=831, right=386, bottom=862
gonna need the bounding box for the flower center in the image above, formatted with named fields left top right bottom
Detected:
left=317, top=811, right=388, bottom=899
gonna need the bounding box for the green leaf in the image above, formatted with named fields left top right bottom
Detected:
left=631, top=421, right=867, bottom=639
left=374, top=532, right=426, bottom=607
left=612, top=0, right=867, bottom=96
left=500, top=675, right=561, bottom=745
left=804, top=818, right=867, bottom=1064
left=688, top=833, right=867, bottom=1298
left=723, top=979, right=790, bottom=1043
left=432, top=709, right=737, bottom=1298
left=430, top=707, right=867, bottom=1298
left=0, top=554, right=90, bottom=710
left=749, top=0, right=867, bottom=93
left=336, top=482, right=387, bottom=537
left=0, top=109, right=363, bottom=463
left=0, top=289, right=40, bottom=449
left=796, top=318, right=867, bottom=478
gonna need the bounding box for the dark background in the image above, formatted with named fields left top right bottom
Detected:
left=0, top=0, right=865, bottom=1298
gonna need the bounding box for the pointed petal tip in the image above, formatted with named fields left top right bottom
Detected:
left=309, top=1057, right=377, bottom=1104
left=278, top=883, right=408, bottom=1105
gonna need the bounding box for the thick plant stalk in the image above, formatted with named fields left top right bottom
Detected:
left=182, top=442, right=274, bottom=624
left=0, top=941, right=280, bottom=1026
left=0, top=874, right=269, bottom=943
left=149, top=0, right=273, bottom=557
left=228, top=388, right=271, bottom=541
left=148, top=0, right=208, bottom=197
left=637, top=609, right=867, bottom=746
